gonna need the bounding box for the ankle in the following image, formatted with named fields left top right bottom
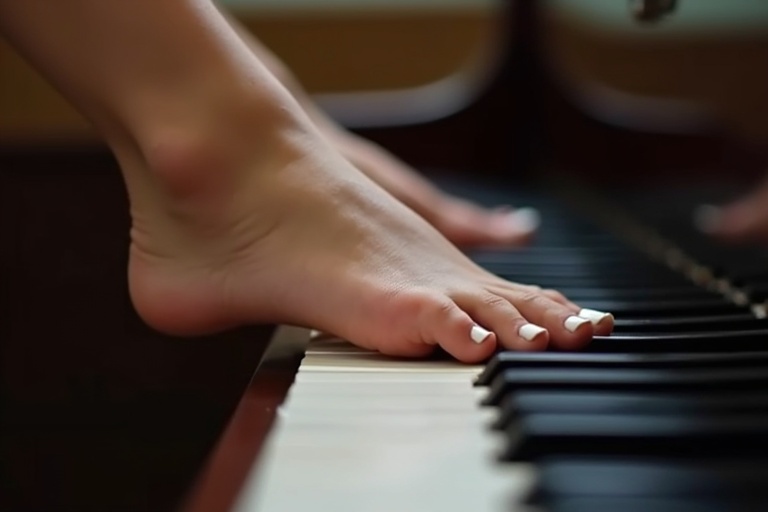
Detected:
left=121, top=85, right=307, bottom=195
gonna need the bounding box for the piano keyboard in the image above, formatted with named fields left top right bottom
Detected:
left=235, top=336, right=532, bottom=512
left=232, top=186, right=768, bottom=512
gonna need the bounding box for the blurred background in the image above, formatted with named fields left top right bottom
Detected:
left=2, top=0, right=768, bottom=148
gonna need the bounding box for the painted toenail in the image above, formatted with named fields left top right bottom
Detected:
left=577, top=308, right=614, bottom=326
left=470, top=325, right=492, bottom=344
left=509, top=207, right=541, bottom=233
left=519, top=323, right=547, bottom=341
left=564, top=315, right=590, bottom=333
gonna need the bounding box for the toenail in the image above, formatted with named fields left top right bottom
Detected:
left=519, top=323, right=547, bottom=341
left=564, top=315, right=590, bottom=333
left=577, top=308, right=614, bottom=326
left=509, top=207, right=541, bottom=232
left=470, top=325, right=492, bottom=344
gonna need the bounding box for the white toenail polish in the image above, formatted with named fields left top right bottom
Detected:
left=519, top=323, right=547, bottom=342
left=510, top=207, right=541, bottom=232
left=564, top=315, right=590, bottom=333
left=693, top=204, right=722, bottom=233
left=470, top=325, right=492, bottom=344
left=578, top=308, right=614, bottom=326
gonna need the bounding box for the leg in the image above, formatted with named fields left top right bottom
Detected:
left=222, top=10, right=539, bottom=246
left=0, top=0, right=612, bottom=362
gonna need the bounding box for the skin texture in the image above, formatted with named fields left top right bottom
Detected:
left=0, top=0, right=612, bottom=363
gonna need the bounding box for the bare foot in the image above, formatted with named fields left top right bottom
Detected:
left=0, top=0, right=609, bottom=363
left=124, top=106, right=610, bottom=363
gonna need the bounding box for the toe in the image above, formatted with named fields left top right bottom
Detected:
left=436, top=201, right=539, bottom=247
left=577, top=307, right=615, bottom=335
left=414, top=294, right=498, bottom=363
left=481, top=206, right=540, bottom=245
left=490, top=280, right=614, bottom=340
left=492, top=287, right=595, bottom=350
left=457, top=293, right=549, bottom=352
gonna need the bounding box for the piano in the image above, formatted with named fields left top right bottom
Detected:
left=3, top=1, right=768, bottom=511
left=186, top=178, right=768, bottom=512
left=186, top=2, right=768, bottom=511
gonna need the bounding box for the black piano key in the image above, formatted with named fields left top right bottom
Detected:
left=468, top=246, right=633, bottom=261
left=501, top=412, right=768, bottom=461
left=588, top=329, right=768, bottom=353
left=469, top=253, right=650, bottom=268
left=492, top=390, right=768, bottom=430
left=486, top=264, right=677, bottom=279
left=482, top=367, right=768, bottom=406
left=556, top=286, right=718, bottom=301
left=542, top=496, right=767, bottom=512
left=535, top=457, right=768, bottom=499
left=476, top=351, right=768, bottom=386
left=613, top=314, right=766, bottom=333
left=461, top=187, right=768, bottom=509
left=496, top=274, right=691, bottom=289
left=577, top=298, right=746, bottom=317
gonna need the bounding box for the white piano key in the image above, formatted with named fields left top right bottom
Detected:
left=237, top=422, right=533, bottom=512
left=282, top=393, right=481, bottom=411
left=295, top=372, right=475, bottom=383
left=233, top=335, right=527, bottom=512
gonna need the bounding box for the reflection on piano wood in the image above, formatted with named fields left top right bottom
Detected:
left=222, top=187, right=768, bottom=512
